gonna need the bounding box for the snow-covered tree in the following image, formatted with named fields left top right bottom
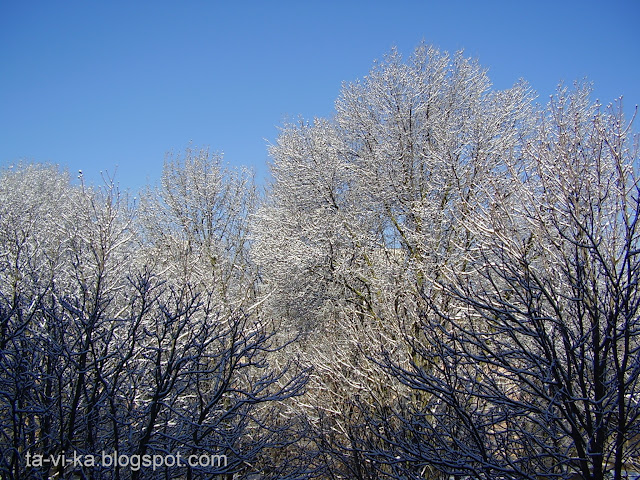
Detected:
left=365, top=86, right=640, bottom=480
left=252, top=44, right=535, bottom=476
left=138, top=147, right=258, bottom=311
left=0, top=162, right=309, bottom=480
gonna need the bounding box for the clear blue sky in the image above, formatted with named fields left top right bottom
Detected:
left=1, top=1, right=638, bottom=192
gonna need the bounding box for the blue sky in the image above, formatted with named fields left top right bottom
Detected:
left=1, top=1, right=639, bottom=192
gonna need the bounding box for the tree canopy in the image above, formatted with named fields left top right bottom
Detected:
left=1, top=45, right=638, bottom=480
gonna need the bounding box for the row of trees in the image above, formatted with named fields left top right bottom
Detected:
left=1, top=45, right=639, bottom=479
left=0, top=157, right=309, bottom=479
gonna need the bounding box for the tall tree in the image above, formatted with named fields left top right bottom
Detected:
left=252, top=44, right=534, bottom=477
left=365, top=86, right=640, bottom=480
